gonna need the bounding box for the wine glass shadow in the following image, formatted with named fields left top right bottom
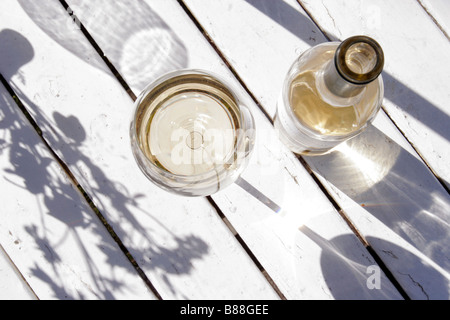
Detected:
left=235, top=177, right=282, bottom=213
left=0, top=28, right=207, bottom=299
left=243, top=0, right=450, bottom=297
left=305, top=124, right=450, bottom=290
left=18, top=0, right=188, bottom=93
left=300, top=227, right=448, bottom=299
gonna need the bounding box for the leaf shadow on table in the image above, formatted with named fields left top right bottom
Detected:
left=245, top=0, right=450, bottom=146
left=0, top=28, right=207, bottom=299
left=1, top=76, right=127, bottom=298
left=18, top=0, right=188, bottom=92
left=49, top=109, right=209, bottom=299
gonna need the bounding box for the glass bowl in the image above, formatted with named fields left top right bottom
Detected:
left=130, top=69, right=255, bottom=196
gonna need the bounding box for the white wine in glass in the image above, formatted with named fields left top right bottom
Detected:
left=130, top=70, right=255, bottom=196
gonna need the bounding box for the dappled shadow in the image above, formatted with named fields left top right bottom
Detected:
left=8, top=0, right=448, bottom=299
left=18, top=1, right=286, bottom=226
left=18, top=0, right=287, bottom=209
left=1, top=78, right=126, bottom=299
left=18, top=0, right=188, bottom=92
left=0, top=27, right=208, bottom=299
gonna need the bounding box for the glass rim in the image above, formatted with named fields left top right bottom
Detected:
left=335, top=35, right=384, bottom=85
left=130, top=68, right=255, bottom=181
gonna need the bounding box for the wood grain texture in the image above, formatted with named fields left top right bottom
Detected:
left=0, top=0, right=278, bottom=299
left=0, top=244, right=36, bottom=299
left=64, top=0, right=403, bottom=299
left=0, top=82, right=155, bottom=299
left=182, top=0, right=450, bottom=299
left=298, top=0, right=450, bottom=190
left=418, top=0, right=450, bottom=40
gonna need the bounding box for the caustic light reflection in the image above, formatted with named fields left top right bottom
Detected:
left=333, top=131, right=401, bottom=192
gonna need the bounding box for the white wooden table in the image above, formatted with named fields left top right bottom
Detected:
left=0, top=0, right=449, bottom=300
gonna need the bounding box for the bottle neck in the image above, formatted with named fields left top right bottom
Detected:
left=322, top=35, right=384, bottom=98
left=323, top=60, right=364, bottom=98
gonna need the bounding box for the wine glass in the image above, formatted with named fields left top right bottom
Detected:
left=130, top=69, right=255, bottom=196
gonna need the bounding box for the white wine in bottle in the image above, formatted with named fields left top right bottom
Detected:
left=275, top=36, right=384, bottom=155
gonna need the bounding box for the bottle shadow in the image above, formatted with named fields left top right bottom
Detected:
left=0, top=27, right=207, bottom=299
left=8, top=0, right=448, bottom=299
left=244, top=0, right=450, bottom=297
left=300, top=226, right=448, bottom=299
left=305, top=124, right=450, bottom=294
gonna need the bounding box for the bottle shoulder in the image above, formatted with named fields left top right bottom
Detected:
left=293, top=43, right=339, bottom=70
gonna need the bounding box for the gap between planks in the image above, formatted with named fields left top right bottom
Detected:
left=0, top=241, right=38, bottom=299
left=178, top=0, right=412, bottom=300
left=296, top=0, right=449, bottom=196
left=416, top=0, right=450, bottom=41
left=0, top=72, right=162, bottom=300
left=58, top=0, right=286, bottom=300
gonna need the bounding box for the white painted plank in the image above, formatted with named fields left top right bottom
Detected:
left=0, top=83, right=155, bottom=300
left=419, top=0, right=450, bottom=39
left=298, top=0, right=450, bottom=190
left=186, top=0, right=321, bottom=119
left=0, top=244, right=36, bottom=299
left=64, top=0, right=403, bottom=299
left=1, top=0, right=279, bottom=299
left=297, top=0, right=450, bottom=298
left=182, top=0, right=450, bottom=299
left=311, top=111, right=450, bottom=300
